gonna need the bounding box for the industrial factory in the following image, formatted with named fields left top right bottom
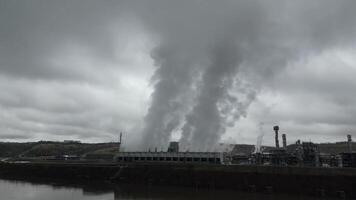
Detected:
left=116, top=126, right=356, bottom=168
left=2, top=126, right=356, bottom=198
left=245, top=126, right=356, bottom=168
left=116, top=142, right=224, bottom=164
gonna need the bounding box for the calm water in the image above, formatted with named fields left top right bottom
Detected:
left=0, top=178, right=334, bottom=200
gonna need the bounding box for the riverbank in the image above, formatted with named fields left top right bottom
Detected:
left=1, top=177, right=334, bottom=200
left=1, top=162, right=355, bottom=198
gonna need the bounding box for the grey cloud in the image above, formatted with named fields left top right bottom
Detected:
left=0, top=0, right=153, bottom=142
left=1, top=0, right=356, bottom=147
left=0, top=0, right=132, bottom=82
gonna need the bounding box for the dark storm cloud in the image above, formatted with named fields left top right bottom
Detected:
left=0, top=0, right=356, bottom=148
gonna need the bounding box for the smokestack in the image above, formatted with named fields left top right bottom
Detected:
left=119, top=132, right=123, bottom=152
left=282, top=134, right=287, bottom=149
left=347, top=134, right=352, bottom=153
left=273, top=126, right=279, bottom=148
left=168, top=141, right=179, bottom=153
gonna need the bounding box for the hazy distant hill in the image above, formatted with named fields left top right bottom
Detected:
left=0, top=141, right=119, bottom=158
left=0, top=142, right=36, bottom=157
left=317, top=142, right=355, bottom=154
left=230, top=144, right=275, bottom=155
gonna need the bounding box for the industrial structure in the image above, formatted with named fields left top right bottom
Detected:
left=114, top=126, right=355, bottom=168
left=116, top=141, right=224, bottom=164
left=231, top=126, right=356, bottom=168
left=273, top=126, right=280, bottom=149
left=118, top=132, right=123, bottom=152
left=2, top=127, right=356, bottom=199
left=116, top=151, right=223, bottom=164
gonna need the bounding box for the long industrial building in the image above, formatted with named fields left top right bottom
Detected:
left=115, top=142, right=224, bottom=164
left=114, top=126, right=356, bottom=168
left=116, top=151, right=223, bottom=164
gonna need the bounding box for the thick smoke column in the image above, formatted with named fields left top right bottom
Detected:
left=180, top=41, right=256, bottom=151
left=141, top=44, right=197, bottom=150
left=180, top=42, right=240, bottom=151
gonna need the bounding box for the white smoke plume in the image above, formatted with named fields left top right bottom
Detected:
left=255, top=122, right=265, bottom=153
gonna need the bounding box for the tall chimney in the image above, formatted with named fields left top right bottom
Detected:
left=282, top=134, right=287, bottom=149
left=119, top=132, right=123, bottom=152
left=347, top=134, right=352, bottom=153
left=273, top=126, right=280, bottom=148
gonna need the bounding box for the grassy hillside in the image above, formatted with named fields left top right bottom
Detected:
left=318, top=142, right=356, bottom=154
left=0, top=142, right=119, bottom=158
left=0, top=142, right=36, bottom=157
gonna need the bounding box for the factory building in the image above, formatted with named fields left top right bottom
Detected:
left=339, top=152, right=356, bottom=168
left=270, top=149, right=289, bottom=166
left=301, top=142, right=320, bottom=167
left=116, top=127, right=356, bottom=168
left=339, top=135, right=356, bottom=167
left=115, top=141, right=224, bottom=164
left=116, top=151, right=223, bottom=164
left=167, top=141, right=179, bottom=153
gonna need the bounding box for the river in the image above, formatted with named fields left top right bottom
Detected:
left=0, top=178, right=335, bottom=200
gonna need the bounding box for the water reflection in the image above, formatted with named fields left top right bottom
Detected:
left=0, top=178, right=335, bottom=200
left=0, top=179, right=113, bottom=200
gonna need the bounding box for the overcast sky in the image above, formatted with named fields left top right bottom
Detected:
left=1, top=1, right=356, bottom=150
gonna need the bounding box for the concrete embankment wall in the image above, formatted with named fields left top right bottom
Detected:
left=117, top=164, right=356, bottom=197
left=1, top=162, right=355, bottom=197
left=0, top=162, right=119, bottom=180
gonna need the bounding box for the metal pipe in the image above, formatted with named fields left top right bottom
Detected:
left=347, top=134, right=352, bottom=153
left=282, top=134, right=287, bottom=149
left=119, top=132, right=123, bottom=152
